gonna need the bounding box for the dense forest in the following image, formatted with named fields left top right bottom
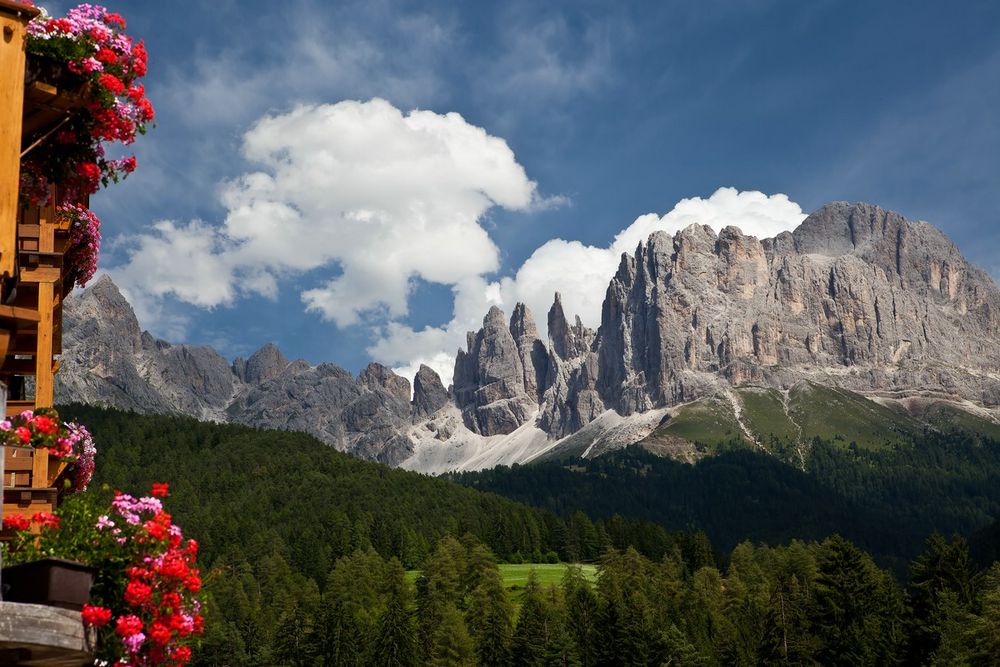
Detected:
left=199, top=531, right=998, bottom=666
left=64, top=405, right=1000, bottom=664
left=454, top=432, right=1000, bottom=571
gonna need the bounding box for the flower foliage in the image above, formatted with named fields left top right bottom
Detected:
left=21, top=3, right=152, bottom=205
left=3, top=484, right=204, bottom=666
left=0, top=407, right=96, bottom=491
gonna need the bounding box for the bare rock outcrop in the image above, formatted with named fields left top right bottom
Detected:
left=412, top=364, right=449, bottom=417
left=453, top=306, right=536, bottom=435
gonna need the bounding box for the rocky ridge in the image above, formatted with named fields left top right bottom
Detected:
left=57, top=202, right=1000, bottom=471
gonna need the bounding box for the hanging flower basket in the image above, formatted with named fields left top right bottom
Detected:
left=1, top=557, right=96, bottom=610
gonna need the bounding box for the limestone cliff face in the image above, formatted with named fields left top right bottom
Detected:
left=594, top=202, right=1000, bottom=413
left=453, top=306, right=537, bottom=435
left=56, top=202, right=1000, bottom=464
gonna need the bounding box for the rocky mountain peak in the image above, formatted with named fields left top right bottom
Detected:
left=359, top=362, right=412, bottom=405
left=548, top=292, right=592, bottom=360
left=233, top=342, right=289, bottom=385
left=413, top=364, right=449, bottom=417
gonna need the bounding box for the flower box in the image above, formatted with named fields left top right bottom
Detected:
left=1, top=557, right=95, bottom=610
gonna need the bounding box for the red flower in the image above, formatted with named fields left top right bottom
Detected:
left=32, top=512, right=59, bottom=529
left=104, top=12, right=126, bottom=28
left=183, top=573, right=202, bottom=593
left=77, top=162, right=101, bottom=182
left=132, top=41, right=148, bottom=77
left=82, top=604, right=113, bottom=627
left=137, top=97, right=154, bottom=123
left=99, top=73, right=125, bottom=96
left=2, top=514, right=30, bottom=531
left=124, top=580, right=153, bottom=606
left=115, top=615, right=144, bottom=637
left=158, top=554, right=189, bottom=580
left=127, top=83, right=145, bottom=103
left=15, top=426, right=31, bottom=443
left=31, top=415, right=57, bottom=435
left=151, top=483, right=170, bottom=497
left=161, top=592, right=182, bottom=611
left=95, top=47, right=118, bottom=65
left=171, top=646, right=192, bottom=663
left=149, top=621, right=171, bottom=645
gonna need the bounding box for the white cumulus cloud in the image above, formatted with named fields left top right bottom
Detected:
left=109, top=98, right=541, bottom=329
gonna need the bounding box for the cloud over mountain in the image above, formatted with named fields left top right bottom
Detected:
left=375, top=187, right=806, bottom=385
left=110, top=99, right=805, bottom=387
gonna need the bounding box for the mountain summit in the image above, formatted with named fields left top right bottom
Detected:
left=58, top=203, right=1000, bottom=471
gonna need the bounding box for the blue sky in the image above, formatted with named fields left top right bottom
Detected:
left=54, top=0, right=1000, bottom=382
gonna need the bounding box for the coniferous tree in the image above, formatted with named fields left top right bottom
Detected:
left=812, top=535, right=905, bottom=666
left=372, top=559, right=417, bottom=667
left=320, top=549, right=385, bottom=666
left=512, top=570, right=554, bottom=666
left=429, top=603, right=477, bottom=667
left=562, top=566, right=600, bottom=667
left=466, top=565, right=513, bottom=667
left=905, top=533, right=979, bottom=664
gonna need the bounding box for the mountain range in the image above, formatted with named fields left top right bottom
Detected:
left=56, top=201, right=1000, bottom=471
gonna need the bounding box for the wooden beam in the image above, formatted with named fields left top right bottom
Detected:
left=34, top=196, right=55, bottom=408
left=30, top=445, right=48, bottom=488
left=0, top=6, right=32, bottom=278
left=34, top=283, right=53, bottom=406
left=5, top=399, right=33, bottom=417
left=19, top=265, right=61, bottom=283
left=0, top=304, right=39, bottom=324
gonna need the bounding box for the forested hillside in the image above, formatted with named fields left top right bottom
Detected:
left=61, top=405, right=1000, bottom=665
left=455, top=431, right=1000, bottom=570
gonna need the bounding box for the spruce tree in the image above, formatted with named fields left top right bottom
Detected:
left=372, top=559, right=417, bottom=667
left=466, top=566, right=514, bottom=667
left=429, top=603, right=477, bottom=667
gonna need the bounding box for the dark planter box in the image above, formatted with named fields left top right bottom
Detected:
left=1, top=558, right=95, bottom=610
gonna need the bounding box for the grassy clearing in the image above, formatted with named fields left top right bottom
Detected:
left=737, top=387, right=798, bottom=442
left=655, top=398, right=745, bottom=451
left=923, top=403, right=1000, bottom=442
left=789, top=382, right=922, bottom=450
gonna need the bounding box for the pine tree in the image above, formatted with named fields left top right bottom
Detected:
left=372, top=559, right=417, bottom=667
left=906, top=533, right=978, bottom=664
left=562, top=566, right=600, bottom=667
left=466, top=566, right=513, bottom=667
left=512, top=570, right=553, bottom=666
left=812, top=535, right=904, bottom=666
left=429, top=603, right=477, bottom=667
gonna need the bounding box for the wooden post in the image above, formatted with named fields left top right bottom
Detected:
left=30, top=191, right=55, bottom=489
left=0, top=1, right=38, bottom=279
